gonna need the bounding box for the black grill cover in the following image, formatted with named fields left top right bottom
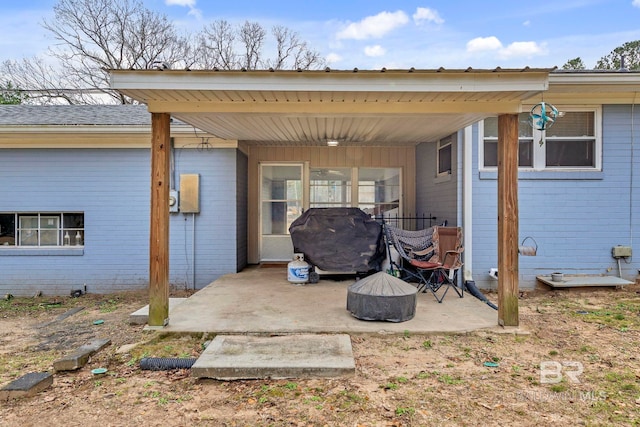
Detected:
left=346, top=272, right=418, bottom=322
left=289, top=208, right=385, bottom=273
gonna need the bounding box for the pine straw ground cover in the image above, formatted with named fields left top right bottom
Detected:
left=1, top=284, right=640, bottom=426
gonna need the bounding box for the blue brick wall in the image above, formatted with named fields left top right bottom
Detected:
left=171, top=147, right=239, bottom=291
left=471, top=105, right=640, bottom=289
left=0, top=147, right=239, bottom=296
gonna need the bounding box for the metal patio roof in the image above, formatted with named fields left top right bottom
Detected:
left=110, top=67, right=552, bottom=145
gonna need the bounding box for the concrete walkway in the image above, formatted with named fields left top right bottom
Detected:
left=156, top=267, right=500, bottom=335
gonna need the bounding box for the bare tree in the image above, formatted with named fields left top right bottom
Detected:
left=1, top=0, right=326, bottom=104
left=196, top=20, right=325, bottom=71
left=198, top=20, right=239, bottom=70
left=239, top=21, right=266, bottom=70
left=2, top=0, right=191, bottom=104
left=268, top=25, right=325, bottom=70
left=1, top=57, right=75, bottom=104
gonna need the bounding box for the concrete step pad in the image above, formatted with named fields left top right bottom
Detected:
left=191, top=334, right=355, bottom=380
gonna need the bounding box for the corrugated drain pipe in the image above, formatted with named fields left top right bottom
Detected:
left=139, top=357, right=197, bottom=371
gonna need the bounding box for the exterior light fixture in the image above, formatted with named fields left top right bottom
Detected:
left=327, top=140, right=339, bottom=147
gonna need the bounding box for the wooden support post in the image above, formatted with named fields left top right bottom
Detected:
left=497, top=114, right=519, bottom=327
left=148, top=113, right=171, bottom=327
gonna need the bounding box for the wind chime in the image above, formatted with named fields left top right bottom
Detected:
left=529, top=101, right=559, bottom=146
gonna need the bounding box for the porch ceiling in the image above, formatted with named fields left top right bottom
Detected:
left=110, top=68, right=551, bottom=146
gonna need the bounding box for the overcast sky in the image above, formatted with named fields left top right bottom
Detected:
left=1, top=0, right=640, bottom=69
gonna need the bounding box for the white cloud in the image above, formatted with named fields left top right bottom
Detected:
left=466, top=36, right=547, bottom=60
left=364, top=45, right=386, bottom=57
left=466, top=36, right=503, bottom=52
left=326, top=53, right=342, bottom=64
left=523, top=20, right=531, bottom=27
left=412, top=7, right=444, bottom=25
left=633, top=0, right=640, bottom=8
left=499, top=41, right=547, bottom=58
left=336, top=11, right=409, bottom=40
left=165, top=0, right=202, bottom=19
left=165, top=0, right=196, bottom=6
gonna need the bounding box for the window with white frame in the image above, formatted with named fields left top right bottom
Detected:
left=480, top=108, right=600, bottom=170
left=309, top=168, right=352, bottom=208
left=358, top=168, right=401, bottom=217
left=309, top=167, right=401, bottom=218
left=437, top=134, right=453, bottom=176
left=0, top=212, right=84, bottom=247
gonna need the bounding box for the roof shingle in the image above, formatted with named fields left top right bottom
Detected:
left=0, top=104, right=152, bottom=126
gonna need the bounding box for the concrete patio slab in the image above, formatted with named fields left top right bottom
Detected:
left=191, top=334, right=355, bottom=380
left=153, top=267, right=499, bottom=335
left=130, top=298, right=187, bottom=325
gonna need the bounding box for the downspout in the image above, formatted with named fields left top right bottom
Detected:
left=630, top=93, right=637, bottom=251
left=192, top=213, right=196, bottom=290
left=463, top=125, right=473, bottom=283
left=170, top=137, right=176, bottom=190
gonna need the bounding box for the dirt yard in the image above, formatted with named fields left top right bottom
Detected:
left=1, top=282, right=640, bottom=426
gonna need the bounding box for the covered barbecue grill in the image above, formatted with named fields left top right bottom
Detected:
left=288, top=208, right=385, bottom=274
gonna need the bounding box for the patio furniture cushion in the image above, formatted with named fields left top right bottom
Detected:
left=346, top=271, right=418, bottom=322
left=409, top=259, right=440, bottom=269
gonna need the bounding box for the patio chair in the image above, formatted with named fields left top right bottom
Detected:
left=385, top=224, right=464, bottom=303
left=383, top=223, right=435, bottom=282
left=420, top=226, right=464, bottom=303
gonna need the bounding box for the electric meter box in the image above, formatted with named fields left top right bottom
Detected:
left=179, top=174, right=200, bottom=213
left=169, top=190, right=179, bottom=213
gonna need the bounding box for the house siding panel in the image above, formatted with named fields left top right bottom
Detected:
left=471, top=105, right=640, bottom=290
left=171, top=148, right=238, bottom=290
left=415, top=133, right=460, bottom=227
left=0, top=147, right=238, bottom=296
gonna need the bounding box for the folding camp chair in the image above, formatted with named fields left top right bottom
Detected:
left=417, top=226, right=464, bottom=303
left=383, top=223, right=435, bottom=282
left=385, top=224, right=464, bottom=303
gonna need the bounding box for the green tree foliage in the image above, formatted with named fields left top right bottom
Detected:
left=562, top=57, right=586, bottom=70
left=0, top=81, right=26, bottom=104
left=595, top=40, right=640, bottom=70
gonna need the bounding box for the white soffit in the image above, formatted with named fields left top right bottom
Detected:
left=110, top=68, right=551, bottom=145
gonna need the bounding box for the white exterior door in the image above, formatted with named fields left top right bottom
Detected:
left=260, top=164, right=304, bottom=262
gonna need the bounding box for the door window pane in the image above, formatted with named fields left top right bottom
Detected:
left=261, top=201, right=302, bottom=235
left=261, top=165, right=302, bottom=236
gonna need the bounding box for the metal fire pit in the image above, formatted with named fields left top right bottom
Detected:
left=346, top=272, right=418, bottom=322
